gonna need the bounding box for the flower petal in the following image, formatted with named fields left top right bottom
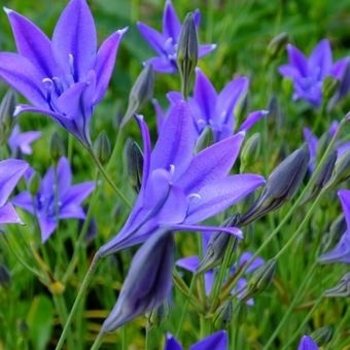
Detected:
left=338, top=189, right=350, bottom=230
left=151, top=102, right=197, bottom=179
left=190, top=331, right=228, bottom=350
left=0, top=53, right=46, bottom=106
left=52, top=0, right=97, bottom=81
left=0, top=203, right=22, bottom=224
left=163, top=0, right=181, bottom=39
left=12, top=191, right=34, bottom=214
left=137, top=22, right=167, bottom=56
left=185, top=174, right=265, bottom=223
left=0, top=159, right=28, bottom=207
left=5, top=8, right=59, bottom=78
left=176, top=256, right=200, bottom=272
left=309, top=39, right=332, bottom=79
left=286, top=44, right=308, bottom=77
left=238, top=110, right=268, bottom=132
left=177, top=132, right=245, bottom=193
left=93, top=28, right=127, bottom=104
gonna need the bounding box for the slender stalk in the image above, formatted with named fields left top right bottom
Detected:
left=175, top=274, right=197, bottom=338
left=281, top=295, right=324, bottom=350
left=55, top=253, right=101, bottom=350
left=87, top=146, right=131, bottom=208
left=90, top=330, right=105, bottom=350
left=221, top=118, right=345, bottom=298
left=121, top=325, right=128, bottom=350
left=263, top=261, right=318, bottom=349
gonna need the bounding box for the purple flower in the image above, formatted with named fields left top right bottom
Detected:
left=165, top=331, right=228, bottom=350
left=318, top=189, right=350, bottom=263
left=298, top=335, right=318, bottom=350
left=0, top=0, right=126, bottom=147
left=137, top=0, right=216, bottom=73
left=8, top=124, right=41, bottom=156
left=101, top=230, right=174, bottom=332
left=98, top=101, right=265, bottom=256
left=0, top=159, right=28, bottom=225
left=153, top=69, right=267, bottom=142
left=177, top=246, right=264, bottom=305
left=13, top=157, right=94, bottom=242
left=279, top=39, right=350, bottom=108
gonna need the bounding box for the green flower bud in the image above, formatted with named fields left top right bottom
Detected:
left=324, top=272, right=350, bottom=297
left=146, top=302, right=169, bottom=329
left=197, top=214, right=240, bottom=273
left=124, top=138, right=143, bottom=193
left=93, top=131, right=111, bottom=165
left=322, top=76, right=340, bottom=103
left=240, top=133, right=261, bottom=171
left=240, top=146, right=310, bottom=225
left=265, top=32, right=289, bottom=65
left=28, top=172, right=41, bottom=196
left=177, top=12, right=198, bottom=99
left=311, top=325, right=333, bottom=346
left=241, top=259, right=276, bottom=301
left=194, top=126, right=214, bottom=153
left=0, top=90, right=16, bottom=144
left=50, top=132, right=65, bottom=164
left=213, top=301, right=233, bottom=329
left=121, top=64, right=154, bottom=127
left=327, top=148, right=350, bottom=189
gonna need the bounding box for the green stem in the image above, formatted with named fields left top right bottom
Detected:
left=121, top=325, right=128, bottom=350
left=326, top=303, right=350, bottom=349
left=55, top=253, right=101, bottom=350
left=90, top=330, right=105, bottom=350
left=281, top=295, right=324, bottom=350
left=87, top=146, right=131, bottom=208
left=175, top=274, right=197, bottom=338
left=263, top=261, right=318, bottom=349
left=221, top=118, right=345, bottom=298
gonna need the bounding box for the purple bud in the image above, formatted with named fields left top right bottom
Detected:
left=101, top=230, right=174, bottom=332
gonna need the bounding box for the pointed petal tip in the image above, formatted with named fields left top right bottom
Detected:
left=3, top=7, right=12, bottom=14
left=13, top=105, right=24, bottom=116
left=118, top=27, right=129, bottom=35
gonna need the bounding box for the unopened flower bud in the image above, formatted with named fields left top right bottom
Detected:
left=101, top=230, right=174, bottom=332
left=0, top=90, right=16, bottom=143
left=241, top=259, right=276, bottom=301
left=194, top=126, right=214, bottom=153
left=265, top=32, right=289, bottom=65
left=324, top=272, right=350, bottom=297
left=322, top=76, right=340, bottom=102
left=213, top=300, right=233, bottom=329
left=311, top=325, right=333, bottom=346
left=327, top=148, right=350, bottom=189
left=121, top=64, right=154, bottom=127
left=28, top=172, right=41, bottom=196
left=0, top=263, right=11, bottom=287
left=177, top=12, right=198, bottom=98
left=240, top=133, right=261, bottom=171
left=146, top=301, right=169, bottom=328
left=240, top=146, right=310, bottom=225
left=303, top=150, right=337, bottom=202
left=124, top=138, right=143, bottom=193
left=320, top=214, right=346, bottom=253
left=267, top=95, right=284, bottom=131
left=93, top=131, right=111, bottom=165
left=50, top=132, right=65, bottom=164
left=197, top=215, right=240, bottom=273
left=235, top=92, right=250, bottom=128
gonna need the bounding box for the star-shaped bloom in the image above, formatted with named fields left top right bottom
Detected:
left=13, top=157, right=94, bottom=242
left=137, top=0, right=216, bottom=73
left=318, top=189, right=350, bottom=264
left=153, top=69, right=267, bottom=142
left=98, top=101, right=265, bottom=256
left=8, top=124, right=41, bottom=157
left=298, top=335, right=318, bottom=350
left=0, top=0, right=126, bottom=147
left=165, top=331, right=228, bottom=350
left=0, top=159, right=28, bottom=225
left=279, top=39, right=350, bottom=108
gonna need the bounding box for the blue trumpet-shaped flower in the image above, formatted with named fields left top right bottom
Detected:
left=0, top=159, right=28, bottom=225
left=98, top=101, right=265, bottom=256
left=137, top=0, right=216, bottom=73
left=13, top=157, right=94, bottom=242
left=298, top=335, right=319, bottom=350
left=0, top=0, right=126, bottom=146
left=279, top=39, right=350, bottom=108
left=165, top=331, right=228, bottom=350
